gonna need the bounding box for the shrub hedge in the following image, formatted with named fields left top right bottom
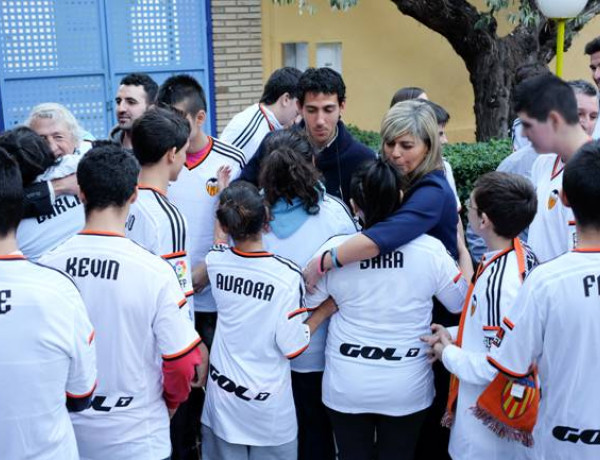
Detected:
left=346, top=124, right=513, bottom=205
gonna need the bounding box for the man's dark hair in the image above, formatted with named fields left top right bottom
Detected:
left=389, top=86, right=426, bottom=107
left=584, top=37, right=600, bottom=56
left=422, top=100, right=450, bottom=126
left=297, top=67, right=346, bottom=106
left=568, top=79, right=598, bottom=97
left=473, top=171, right=537, bottom=239
left=77, top=143, right=140, bottom=215
left=260, top=67, right=302, bottom=105
left=514, top=74, right=579, bottom=125
left=157, top=74, right=207, bottom=117
left=120, top=73, right=159, bottom=104
left=350, top=157, right=406, bottom=230
left=216, top=181, right=267, bottom=241
left=0, top=146, right=24, bottom=236
left=0, top=127, right=55, bottom=186
left=132, top=107, right=191, bottom=166
left=563, top=141, right=600, bottom=230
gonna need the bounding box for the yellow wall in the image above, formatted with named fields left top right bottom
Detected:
left=262, top=0, right=600, bottom=143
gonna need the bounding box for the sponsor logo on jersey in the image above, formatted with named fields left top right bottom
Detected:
left=339, top=343, right=420, bottom=361
left=175, top=260, right=187, bottom=279
left=206, top=177, right=219, bottom=196
left=547, top=189, right=559, bottom=210
left=500, top=375, right=536, bottom=420
left=553, top=426, right=600, bottom=445
left=209, top=364, right=270, bottom=402
left=91, top=395, right=134, bottom=412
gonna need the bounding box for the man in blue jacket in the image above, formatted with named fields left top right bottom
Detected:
left=239, top=67, right=374, bottom=206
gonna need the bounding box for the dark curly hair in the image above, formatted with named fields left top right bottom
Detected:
left=216, top=181, right=268, bottom=242
left=259, top=142, right=322, bottom=215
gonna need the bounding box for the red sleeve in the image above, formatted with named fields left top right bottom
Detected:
left=162, top=345, right=202, bottom=410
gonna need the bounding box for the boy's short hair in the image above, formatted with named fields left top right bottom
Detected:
left=157, top=74, right=207, bottom=117
left=563, top=141, right=600, bottom=230
left=297, top=67, right=346, bottom=106
left=0, top=146, right=24, bottom=236
left=514, top=74, right=579, bottom=125
left=584, top=37, right=600, bottom=56
left=260, top=67, right=302, bottom=105
left=389, top=86, right=426, bottom=107
left=120, top=73, right=159, bottom=104
left=473, top=171, right=537, bottom=239
left=422, top=100, right=450, bottom=126
left=0, top=127, right=55, bottom=186
left=77, top=143, right=140, bottom=214
left=131, top=107, right=191, bottom=166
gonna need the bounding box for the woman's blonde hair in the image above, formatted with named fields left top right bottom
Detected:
left=380, top=100, right=443, bottom=186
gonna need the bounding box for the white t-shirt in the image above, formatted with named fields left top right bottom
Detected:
left=202, top=246, right=310, bottom=446
left=443, top=159, right=461, bottom=210
left=17, top=194, right=84, bottom=260
left=442, top=240, right=537, bottom=460
left=308, top=234, right=467, bottom=416
left=168, top=136, right=245, bottom=313
left=263, top=193, right=358, bottom=372
left=0, top=254, right=96, bottom=460
left=126, top=185, right=195, bottom=320
left=528, top=154, right=576, bottom=263
left=488, top=249, right=600, bottom=460
left=220, top=103, right=281, bottom=163
left=40, top=232, right=200, bottom=460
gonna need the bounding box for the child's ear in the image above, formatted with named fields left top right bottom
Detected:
left=196, top=110, right=207, bottom=126
left=166, top=146, right=177, bottom=164
left=78, top=189, right=87, bottom=205
left=559, top=189, right=570, bottom=208
left=349, top=198, right=358, bottom=216
left=478, top=211, right=491, bottom=231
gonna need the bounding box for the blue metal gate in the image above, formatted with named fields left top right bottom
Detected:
left=0, top=0, right=214, bottom=138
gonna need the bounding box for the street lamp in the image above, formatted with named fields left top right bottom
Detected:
left=536, top=0, right=587, bottom=77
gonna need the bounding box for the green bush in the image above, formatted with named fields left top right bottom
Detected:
left=346, top=124, right=513, bottom=205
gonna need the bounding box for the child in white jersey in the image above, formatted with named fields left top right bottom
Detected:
left=487, top=143, right=600, bottom=460
left=513, top=74, right=590, bottom=262
left=202, top=181, right=335, bottom=460
left=307, top=158, right=469, bottom=460
left=422, top=171, right=538, bottom=460
left=0, top=146, right=97, bottom=460
left=260, top=129, right=357, bottom=460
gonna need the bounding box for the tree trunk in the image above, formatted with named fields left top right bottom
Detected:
left=465, top=39, right=534, bottom=141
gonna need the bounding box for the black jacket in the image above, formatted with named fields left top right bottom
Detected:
left=239, top=121, right=375, bottom=206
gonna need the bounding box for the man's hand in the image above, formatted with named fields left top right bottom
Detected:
left=51, top=174, right=79, bottom=197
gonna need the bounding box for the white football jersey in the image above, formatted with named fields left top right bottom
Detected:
left=263, top=193, right=358, bottom=372
left=528, top=154, right=576, bottom=262
left=168, top=136, right=245, bottom=313
left=220, top=103, right=280, bottom=163
left=17, top=194, right=84, bottom=260
left=39, top=231, right=200, bottom=460
left=488, top=249, right=600, bottom=460
left=126, top=186, right=195, bottom=319
left=0, top=254, right=96, bottom=460
left=442, top=240, right=537, bottom=460
left=202, top=246, right=310, bottom=446
left=308, top=234, right=467, bottom=416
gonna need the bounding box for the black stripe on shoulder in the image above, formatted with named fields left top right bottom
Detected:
left=212, top=139, right=246, bottom=167
left=272, top=255, right=303, bottom=277
left=151, top=190, right=186, bottom=253
left=31, top=261, right=80, bottom=291
left=319, top=232, right=354, bottom=250
left=231, top=109, right=262, bottom=147
left=235, top=111, right=264, bottom=150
